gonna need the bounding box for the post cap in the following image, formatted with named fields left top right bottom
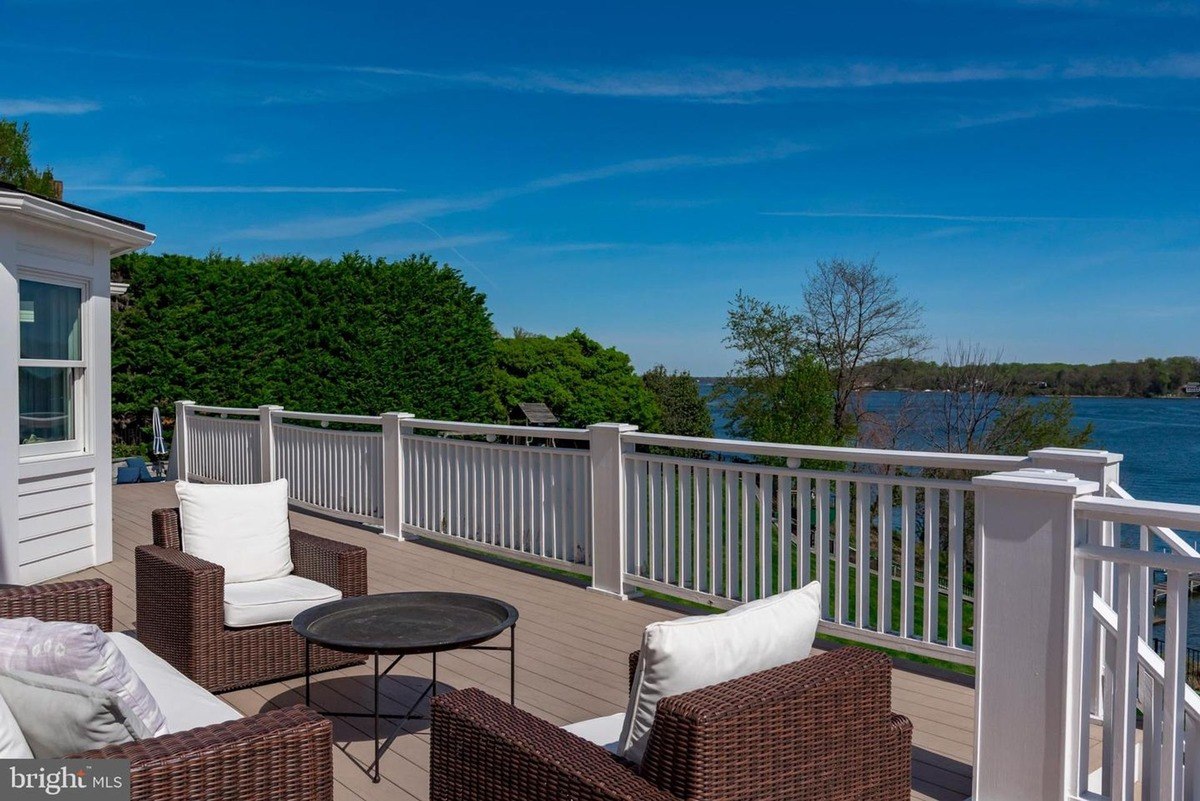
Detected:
left=973, top=467, right=1100, bottom=496
left=587, top=423, right=639, bottom=432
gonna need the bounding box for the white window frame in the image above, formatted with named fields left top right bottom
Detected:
left=17, top=270, right=90, bottom=459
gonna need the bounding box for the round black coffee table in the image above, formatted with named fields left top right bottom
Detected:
left=293, top=592, right=519, bottom=783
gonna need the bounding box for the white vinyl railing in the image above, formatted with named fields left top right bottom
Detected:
left=174, top=399, right=1200, bottom=800
left=402, top=425, right=592, bottom=566
left=619, top=434, right=1026, bottom=664
left=184, top=409, right=260, bottom=484
left=1074, top=493, right=1200, bottom=801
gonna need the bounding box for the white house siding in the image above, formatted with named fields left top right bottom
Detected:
left=0, top=195, right=153, bottom=584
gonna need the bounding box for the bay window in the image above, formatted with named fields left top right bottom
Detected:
left=18, top=277, right=85, bottom=454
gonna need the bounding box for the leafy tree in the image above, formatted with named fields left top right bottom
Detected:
left=493, top=329, right=660, bottom=429
left=716, top=293, right=840, bottom=458
left=801, top=258, right=926, bottom=437
left=641, top=365, right=713, bottom=438
left=111, top=251, right=497, bottom=443
left=0, top=118, right=57, bottom=196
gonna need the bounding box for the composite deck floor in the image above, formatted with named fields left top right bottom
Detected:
left=69, top=482, right=978, bottom=801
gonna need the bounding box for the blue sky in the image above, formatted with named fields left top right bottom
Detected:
left=4, top=0, right=1199, bottom=374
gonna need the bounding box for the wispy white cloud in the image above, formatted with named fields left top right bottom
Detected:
left=232, top=142, right=808, bottom=242
left=72, top=184, right=404, bottom=194
left=760, top=211, right=1141, bottom=223
left=0, top=98, right=100, bottom=115
left=11, top=43, right=1200, bottom=105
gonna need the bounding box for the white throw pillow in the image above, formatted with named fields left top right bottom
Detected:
left=0, top=687, right=32, bottom=758
left=617, top=581, right=822, bottom=764
left=176, top=480, right=293, bottom=584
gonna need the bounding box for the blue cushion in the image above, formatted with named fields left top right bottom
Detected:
left=137, top=465, right=165, bottom=483
left=124, top=457, right=147, bottom=469
left=115, top=467, right=141, bottom=484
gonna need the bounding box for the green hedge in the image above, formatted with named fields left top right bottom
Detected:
left=111, top=251, right=498, bottom=437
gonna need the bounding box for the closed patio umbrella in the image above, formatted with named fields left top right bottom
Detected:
left=151, top=406, right=167, bottom=475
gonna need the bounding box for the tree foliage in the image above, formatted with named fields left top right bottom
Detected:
left=111, top=251, right=498, bottom=440
left=0, top=118, right=57, bottom=196
left=641, top=365, right=713, bottom=439
left=493, top=329, right=660, bottom=429
left=716, top=293, right=840, bottom=456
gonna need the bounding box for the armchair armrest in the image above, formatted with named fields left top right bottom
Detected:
left=135, top=545, right=225, bottom=678
left=0, top=579, right=112, bottom=630
left=430, top=688, right=676, bottom=801
left=289, top=530, right=367, bottom=597
left=75, top=706, right=333, bottom=801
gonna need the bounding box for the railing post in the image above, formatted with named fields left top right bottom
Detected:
left=971, top=468, right=1099, bottom=801
left=258, top=405, right=283, bottom=482
left=382, top=412, right=415, bottom=540
left=588, top=423, right=637, bottom=599
left=174, top=400, right=195, bottom=481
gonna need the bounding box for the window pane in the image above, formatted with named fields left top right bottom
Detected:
left=19, top=367, right=75, bottom=444
left=19, top=280, right=81, bottom=360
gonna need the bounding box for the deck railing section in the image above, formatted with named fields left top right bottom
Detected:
left=179, top=405, right=261, bottom=485
left=400, top=420, right=592, bottom=567
left=1073, top=493, right=1200, bottom=801
left=620, top=433, right=1029, bottom=664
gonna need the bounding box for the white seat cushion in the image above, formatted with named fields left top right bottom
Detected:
left=0, top=687, right=32, bottom=758
left=108, top=632, right=240, bottom=734
left=562, top=712, right=624, bottom=755
left=176, top=479, right=293, bottom=584
left=223, top=575, right=342, bottom=628
left=618, top=581, right=822, bottom=764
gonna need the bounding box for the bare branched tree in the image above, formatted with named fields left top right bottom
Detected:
left=801, top=258, right=926, bottom=437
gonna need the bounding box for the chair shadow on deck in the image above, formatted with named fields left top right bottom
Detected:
left=912, top=745, right=973, bottom=800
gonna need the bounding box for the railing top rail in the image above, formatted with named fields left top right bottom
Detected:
left=187, top=404, right=259, bottom=416
left=623, top=431, right=1031, bottom=471
left=272, top=410, right=383, bottom=426
left=402, top=418, right=591, bottom=441
left=1075, top=542, right=1200, bottom=573
left=1077, top=495, right=1200, bottom=536
left=1105, top=482, right=1200, bottom=558
left=625, top=450, right=975, bottom=491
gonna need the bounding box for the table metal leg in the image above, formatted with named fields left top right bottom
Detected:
left=432, top=651, right=437, bottom=698
left=304, top=639, right=311, bottom=706
left=372, top=652, right=380, bottom=783
left=510, top=624, right=516, bottom=705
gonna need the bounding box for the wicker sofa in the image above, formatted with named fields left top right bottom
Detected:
left=135, top=507, right=368, bottom=693
left=0, top=579, right=334, bottom=801
left=430, top=645, right=912, bottom=800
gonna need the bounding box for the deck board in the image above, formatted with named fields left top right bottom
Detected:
left=67, top=482, right=979, bottom=801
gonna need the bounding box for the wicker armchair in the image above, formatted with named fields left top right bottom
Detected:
left=0, top=580, right=334, bottom=801
left=430, top=645, right=912, bottom=801
left=135, top=506, right=368, bottom=693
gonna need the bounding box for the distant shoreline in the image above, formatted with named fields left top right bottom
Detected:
left=695, top=379, right=1199, bottom=401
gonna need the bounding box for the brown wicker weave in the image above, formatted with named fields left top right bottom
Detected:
left=431, top=645, right=912, bottom=801
left=136, top=507, right=369, bottom=693
left=0, top=580, right=334, bottom=801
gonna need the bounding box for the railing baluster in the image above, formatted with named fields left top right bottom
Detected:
left=901, top=485, right=916, bottom=639
left=780, top=473, right=793, bottom=592
left=1110, top=564, right=1138, bottom=801
left=741, top=471, right=752, bottom=602
left=877, top=483, right=892, bottom=634
left=923, top=486, right=940, bottom=644
left=948, top=489, right=964, bottom=649
left=799, top=477, right=812, bottom=587
left=816, top=478, right=831, bottom=618
left=855, top=480, right=869, bottom=629
left=1161, top=569, right=1189, bottom=797
left=835, top=480, right=850, bottom=624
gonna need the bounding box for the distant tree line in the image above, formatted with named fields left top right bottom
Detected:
left=864, top=355, right=1200, bottom=397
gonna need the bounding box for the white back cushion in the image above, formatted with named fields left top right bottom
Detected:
left=0, top=687, right=32, bottom=758
left=176, top=480, right=293, bottom=584
left=617, top=581, right=822, bottom=764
